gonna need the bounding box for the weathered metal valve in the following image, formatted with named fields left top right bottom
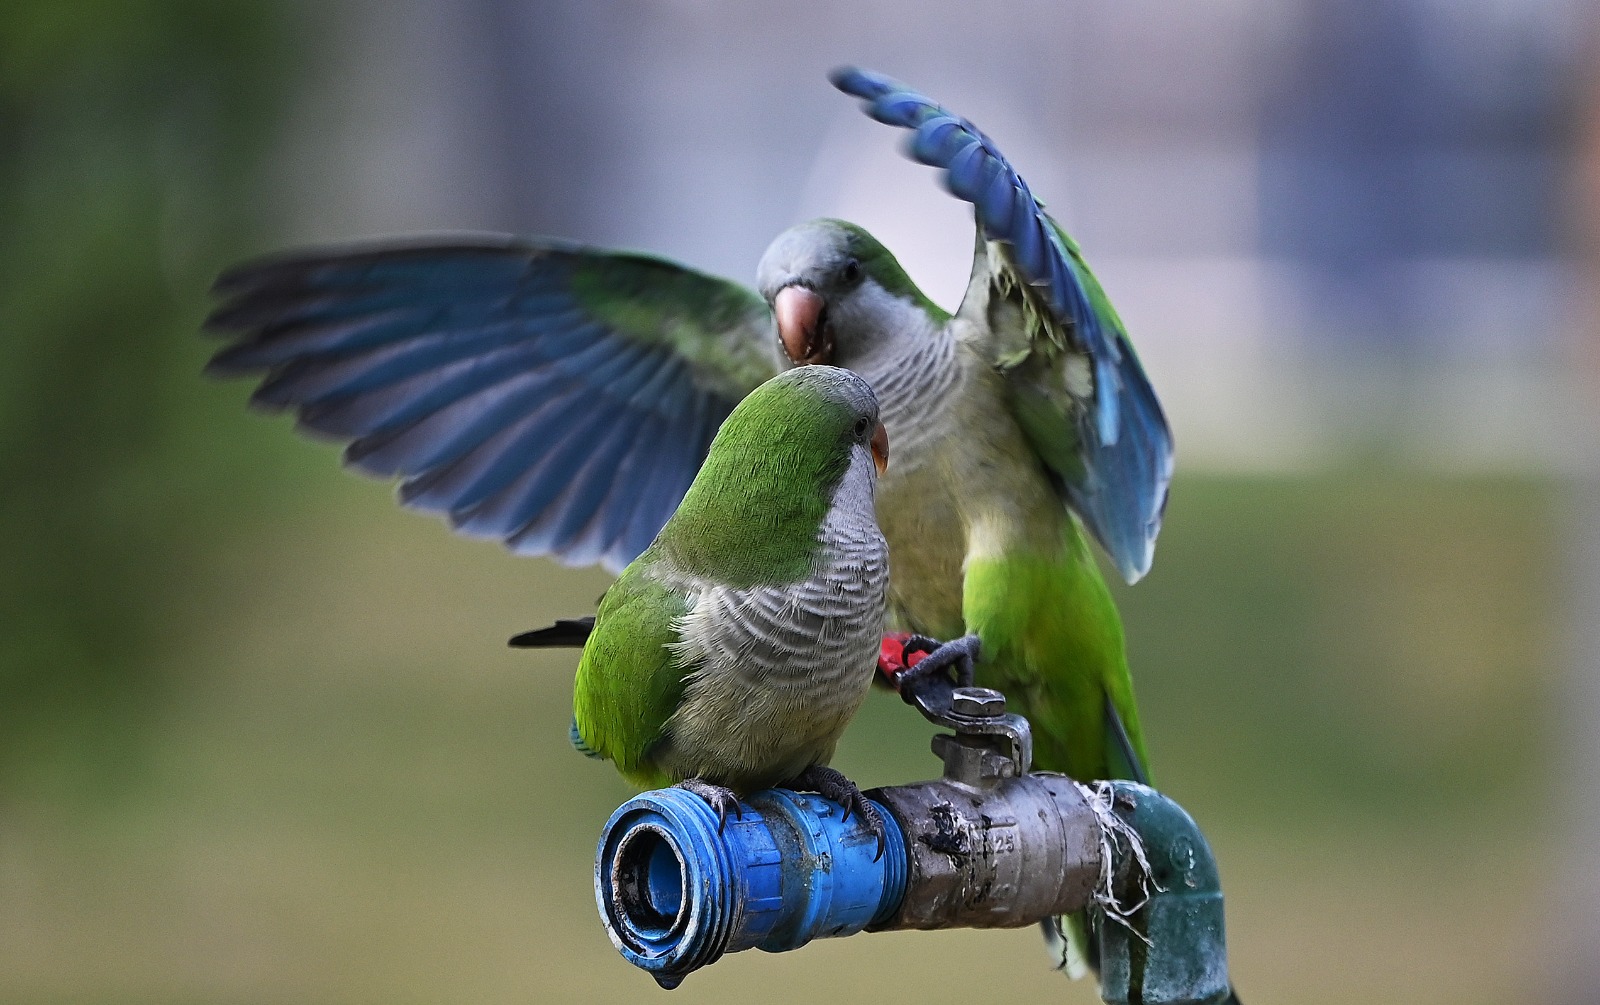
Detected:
left=592, top=672, right=1231, bottom=1002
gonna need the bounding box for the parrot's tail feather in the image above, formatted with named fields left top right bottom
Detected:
left=569, top=718, right=602, bottom=759
left=1040, top=915, right=1092, bottom=980
left=1104, top=695, right=1150, bottom=787
left=508, top=616, right=596, bottom=648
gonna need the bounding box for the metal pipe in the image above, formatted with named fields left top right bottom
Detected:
left=867, top=771, right=1102, bottom=930
left=591, top=680, right=1232, bottom=1002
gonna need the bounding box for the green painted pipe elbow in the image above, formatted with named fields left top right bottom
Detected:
left=1097, top=782, right=1231, bottom=1005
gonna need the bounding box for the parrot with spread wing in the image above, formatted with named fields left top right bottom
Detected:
left=570, top=365, right=890, bottom=846
left=205, top=68, right=1177, bottom=985
left=759, top=69, right=1170, bottom=979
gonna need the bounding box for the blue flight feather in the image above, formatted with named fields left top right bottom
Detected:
left=296, top=343, right=548, bottom=439
left=830, top=67, right=1174, bottom=582
left=345, top=371, right=561, bottom=477
left=205, top=237, right=774, bottom=573
left=576, top=409, right=677, bottom=561
left=415, top=386, right=594, bottom=515
left=513, top=404, right=651, bottom=554
left=448, top=400, right=621, bottom=541
left=617, top=393, right=716, bottom=562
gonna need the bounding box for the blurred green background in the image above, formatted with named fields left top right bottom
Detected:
left=1, top=3, right=1593, bottom=1004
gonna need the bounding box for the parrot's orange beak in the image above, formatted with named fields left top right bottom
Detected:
left=870, top=421, right=889, bottom=476
left=775, top=285, right=833, bottom=365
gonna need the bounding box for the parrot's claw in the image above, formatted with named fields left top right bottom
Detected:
left=897, top=633, right=981, bottom=693
left=785, top=764, right=887, bottom=862
left=676, top=778, right=744, bottom=833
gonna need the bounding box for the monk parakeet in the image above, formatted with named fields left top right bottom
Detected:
left=797, top=67, right=1167, bottom=985
left=204, top=67, right=1173, bottom=982
left=569, top=365, right=890, bottom=843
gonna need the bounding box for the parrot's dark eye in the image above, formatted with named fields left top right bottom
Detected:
left=853, top=416, right=871, bottom=439
left=841, top=258, right=863, bottom=285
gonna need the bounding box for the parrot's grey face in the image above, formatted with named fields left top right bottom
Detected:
left=757, top=222, right=890, bottom=369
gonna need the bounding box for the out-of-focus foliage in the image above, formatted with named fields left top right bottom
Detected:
left=0, top=1, right=307, bottom=789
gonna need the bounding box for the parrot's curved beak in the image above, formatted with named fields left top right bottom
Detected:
left=870, top=421, right=889, bottom=476
left=774, top=285, right=833, bottom=365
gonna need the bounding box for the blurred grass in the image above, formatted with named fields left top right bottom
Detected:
left=0, top=462, right=1561, bottom=1005
left=1122, top=475, right=1557, bottom=829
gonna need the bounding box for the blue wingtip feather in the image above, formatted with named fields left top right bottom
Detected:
left=832, top=67, right=1174, bottom=581
left=207, top=239, right=759, bottom=572
left=509, top=406, right=650, bottom=560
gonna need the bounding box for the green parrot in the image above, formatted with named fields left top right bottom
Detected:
left=571, top=364, right=891, bottom=842
left=203, top=68, right=1175, bottom=983
left=759, top=78, right=1167, bottom=772
left=757, top=71, right=1167, bottom=978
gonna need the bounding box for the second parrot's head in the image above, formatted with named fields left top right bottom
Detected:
left=756, top=219, right=947, bottom=372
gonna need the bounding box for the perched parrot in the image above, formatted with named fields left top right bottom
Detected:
left=203, top=68, right=1180, bottom=986
left=570, top=365, right=891, bottom=841
left=763, top=71, right=1172, bottom=980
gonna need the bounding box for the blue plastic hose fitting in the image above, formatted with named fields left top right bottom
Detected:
left=594, top=786, right=906, bottom=990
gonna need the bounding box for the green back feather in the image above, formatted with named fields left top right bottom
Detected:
left=654, top=370, right=861, bottom=589
left=567, top=250, right=776, bottom=400
left=962, top=527, right=1151, bottom=783
left=571, top=563, right=690, bottom=787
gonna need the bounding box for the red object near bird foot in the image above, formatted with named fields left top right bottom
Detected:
left=876, top=632, right=928, bottom=688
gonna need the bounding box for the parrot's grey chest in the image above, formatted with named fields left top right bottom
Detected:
left=655, top=454, right=889, bottom=791
left=868, top=331, right=1067, bottom=636
left=864, top=333, right=973, bottom=638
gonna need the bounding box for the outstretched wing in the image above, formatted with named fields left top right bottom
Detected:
left=205, top=235, right=779, bottom=573
left=831, top=68, right=1173, bottom=583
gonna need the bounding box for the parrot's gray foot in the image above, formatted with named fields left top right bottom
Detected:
left=785, top=764, right=887, bottom=862
left=675, top=778, right=743, bottom=833
left=900, top=633, right=981, bottom=690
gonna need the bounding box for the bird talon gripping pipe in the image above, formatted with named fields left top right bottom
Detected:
left=593, top=680, right=1231, bottom=1002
